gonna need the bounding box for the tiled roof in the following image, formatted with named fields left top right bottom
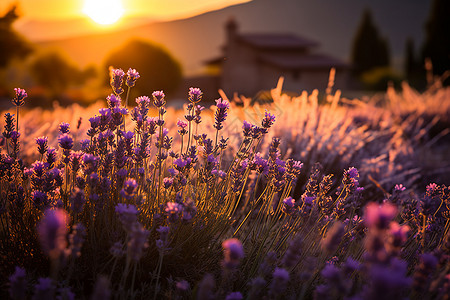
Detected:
left=238, top=33, right=319, bottom=49
left=258, top=53, right=348, bottom=69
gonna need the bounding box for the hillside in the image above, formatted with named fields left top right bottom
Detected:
left=30, top=0, right=430, bottom=76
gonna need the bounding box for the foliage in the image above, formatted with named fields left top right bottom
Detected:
left=360, top=66, right=403, bottom=90
left=0, top=5, right=33, bottom=69
left=28, top=50, right=97, bottom=100
left=0, top=69, right=449, bottom=299
left=104, top=39, right=183, bottom=98
left=350, top=8, right=390, bottom=77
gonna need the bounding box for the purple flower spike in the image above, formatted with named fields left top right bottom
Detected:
left=107, top=93, right=121, bottom=108
left=12, top=88, right=27, bottom=106
left=9, top=266, right=27, bottom=300
left=126, top=68, right=140, bottom=87
left=110, top=67, right=125, bottom=95
left=152, top=90, right=166, bottom=108
left=188, top=87, right=203, bottom=103
left=365, top=202, right=398, bottom=230
left=242, top=120, right=254, bottom=137
left=35, top=136, right=48, bottom=155
left=58, top=133, right=74, bottom=150
left=282, top=196, right=296, bottom=216
left=37, top=208, right=69, bottom=259
left=59, top=122, right=70, bottom=134
left=213, top=98, right=230, bottom=131
left=261, top=110, right=276, bottom=133
left=225, top=292, right=243, bottom=300
left=120, top=178, right=138, bottom=200
left=222, top=238, right=244, bottom=269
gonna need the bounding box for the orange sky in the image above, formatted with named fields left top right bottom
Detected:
left=8, top=0, right=250, bottom=21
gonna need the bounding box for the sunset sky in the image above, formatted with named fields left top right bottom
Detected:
left=9, top=0, right=250, bottom=21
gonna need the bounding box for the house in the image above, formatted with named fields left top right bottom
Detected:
left=205, top=18, right=349, bottom=97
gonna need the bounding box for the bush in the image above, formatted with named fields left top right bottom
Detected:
left=104, top=39, right=182, bottom=99
left=361, top=66, right=403, bottom=90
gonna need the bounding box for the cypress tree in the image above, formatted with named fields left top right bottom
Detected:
left=350, top=8, right=390, bottom=77
left=421, top=0, right=450, bottom=77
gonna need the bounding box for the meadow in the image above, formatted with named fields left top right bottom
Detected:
left=1, top=68, right=449, bottom=299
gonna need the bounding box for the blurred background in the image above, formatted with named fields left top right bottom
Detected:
left=0, top=0, right=448, bottom=107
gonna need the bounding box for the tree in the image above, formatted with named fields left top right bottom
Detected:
left=404, top=37, right=425, bottom=89
left=104, top=39, right=182, bottom=97
left=0, top=5, right=33, bottom=68
left=29, top=50, right=93, bottom=98
left=421, top=0, right=450, bottom=78
left=350, top=8, right=390, bottom=77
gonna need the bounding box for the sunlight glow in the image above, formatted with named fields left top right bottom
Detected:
left=83, top=0, right=124, bottom=25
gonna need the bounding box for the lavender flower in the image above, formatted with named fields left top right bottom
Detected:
left=59, top=122, right=70, bottom=134
left=126, top=68, right=140, bottom=87
left=282, top=196, right=296, bottom=216
left=37, top=208, right=68, bottom=259
left=91, top=276, right=111, bottom=300
left=32, top=277, right=54, bottom=300
left=365, top=202, right=398, bottom=230
left=127, top=223, right=149, bottom=261
left=152, top=90, right=166, bottom=108
left=9, top=266, right=27, bottom=300
left=70, top=188, right=86, bottom=214
left=269, top=268, right=289, bottom=297
left=12, top=88, right=27, bottom=107
left=261, top=110, right=276, bottom=133
left=282, top=234, right=303, bottom=268
left=106, top=94, right=121, bottom=108
left=188, top=87, right=203, bottom=103
left=115, top=203, right=138, bottom=232
left=177, top=119, right=188, bottom=136
left=242, top=120, right=254, bottom=137
left=58, top=133, right=74, bottom=150
left=222, top=238, right=244, bottom=269
left=413, top=253, right=438, bottom=293
left=213, top=98, right=230, bottom=130
left=197, top=274, right=215, bottom=300
left=165, top=202, right=182, bottom=223
left=35, top=136, right=48, bottom=155
left=68, top=223, right=86, bottom=258
left=3, top=112, right=15, bottom=138
left=120, top=178, right=138, bottom=200
left=109, top=67, right=125, bottom=95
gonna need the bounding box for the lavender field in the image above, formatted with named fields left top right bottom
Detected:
left=1, top=69, right=450, bottom=299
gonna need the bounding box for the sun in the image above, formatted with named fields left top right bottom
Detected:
left=83, top=0, right=124, bottom=25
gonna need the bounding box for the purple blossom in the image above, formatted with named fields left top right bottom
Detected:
left=261, top=110, right=276, bottom=133
left=163, top=177, right=174, bottom=189
left=115, top=203, right=138, bottom=231
left=35, top=136, right=48, bottom=155
left=12, top=88, right=27, bottom=106
left=135, top=95, right=150, bottom=108
left=282, top=196, right=296, bottom=216
left=394, top=184, right=406, bottom=192
left=37, top=208, right=69, bottom=259
left=120, top=178, right=138, bottom=200
left=127, top=223, right=149, bottom=261
left=222, top=238, right=244, bottom=269
left=126, top=68, right=140, bottom=87
left=213, top=98, right=230, bottom=130
left=106, top=93, right=121, bottom=108
left=68, top=223, right=86, bottom=258
left=59, top=122, right=70, bottom=134
left=32, top=190, right=49, bottom=210
left=110, top=67, right=125, bottom=95
left=152, top=90, right=166, bottom=108
left=33, top=277, right=55, bottom=300
left=365, top=202, right=398, bottom=230
left=188, top=87, right=203, bottom=103
left=165, top=202, right=182, bottom=223
left=9, top=266, right=27, bottom=300
left=58, top=133, right=73, bottom=150
left=70, top=188, right=86, bottom=214
left=269, top=267, right=289, bottom=297
left=176, top=280, right=190, bottom=292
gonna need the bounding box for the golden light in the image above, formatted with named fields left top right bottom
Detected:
left=83, top=0, right=124, bottom=25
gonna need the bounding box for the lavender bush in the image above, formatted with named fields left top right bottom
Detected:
left=0, top=68, right=449, bottom=299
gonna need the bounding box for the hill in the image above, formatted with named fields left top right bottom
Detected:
left=26, top=0, right=430, bottom=76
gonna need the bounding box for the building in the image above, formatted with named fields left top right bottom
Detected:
left=205, top=18, right=349, bottom=97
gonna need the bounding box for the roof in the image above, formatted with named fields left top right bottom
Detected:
left=258, top=53, right=348, bottom=70
left=238, top=33, right=319, bottom=50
